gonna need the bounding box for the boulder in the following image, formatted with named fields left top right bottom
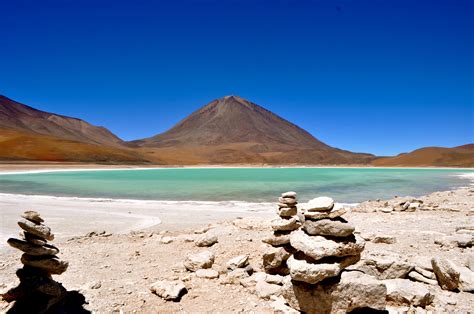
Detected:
left=255, top=280, right=282, bottom=300
left=183, top=251, right=215, bottom=272
left=17, top=219, right=54, bottom=241
left=290, top=230, right=364, bottom=261
left=262, top=232, right=291, bottom=246
left=150, top=280, right=187, bottom=301
left=384, top=279, right=434, bottom=307
left=262, top=246, right=291, bottom=274
left=303, top=218, right=355, bottom=237
left=431, top=257, right=460, bottom=291
left=21, top=211, right=44, bottom=224
left=7, top=239, right=59, bottom=256
left=303, top=197, right=334, bottom=212
left=287, top=254, right=360, bottom=284
left=226, top=255, right=249, bottom=270
left=303, top=208, right=346, bottom=221
left=271, top=216, right=301, bottom=231
left=195, top=233, right=218, bottom=247
left=195, top=269, right=219, bottom=279
left=20, top=255, right=68, bottom=275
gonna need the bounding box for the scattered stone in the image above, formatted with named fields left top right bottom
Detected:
left=194, top=226, right=210, bottom=234
left=183, top=251, right=215, bottom=272
left=149, top=280, right=187, bottom=301
left=195, top=233, right=218, bottom=247
left=89, top=281, right=102, bottom=289
left=384, top=279, right=433, bottom=307
left=373, top=235, right=397, bottom=244
left=226, top=255, right=249, bottom=270
left=303, top=218, right=355, bottom=237
left=255, top=280, right=282, bottom=300
left=195, top=269, right=219, bottom=279
left=160, top=236, right=174, bottom=244
left=379, top=207, right=393, bottom=213
left=431, top=257, right=460, bottom=291
left=223, top=268, right=249, bottom=284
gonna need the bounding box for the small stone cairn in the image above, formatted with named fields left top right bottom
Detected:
left=263, top=193, right=387, bottom=313
left=3, top=211, right=69, bottom=312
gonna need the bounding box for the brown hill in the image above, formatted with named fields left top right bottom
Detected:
left=0, top=95, right=123, bottom=147
left=0, top=128, right=149, bottom=163
left=131, top=96, right=375, bottom=164
left=372, top=144, right=474, bottom=167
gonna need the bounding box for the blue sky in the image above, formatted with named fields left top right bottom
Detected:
left=1, top=0, right=472, bottom=156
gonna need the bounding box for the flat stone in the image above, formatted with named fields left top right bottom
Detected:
left=21, top=211, right=44, bottom=224
left=408, top=271, right=438, bottom=285
left=222, top=268, right=249, bottom=284
left=456, top=265, right=474, bottom=292
left=196, top=269, right=219, bottom=279
left=7, top=238, right=59, bottom=256
left=226, top=255, right=249, bottom=270
left=431, top=257, right=460, bottom=291
left=262, top=232, right=291, bottom=246
left=290, top=229, right=364, bottom=261
left=350, top=251, right=413, bottom=279
left=414, top=266, right=436, bottom=280
left=373, top=235, right=397, bottom=244
left=262, top=246, right=291, bottom=275
left=271, top=216, right=301, bottom=231
left=195, top=233, right=218, bottom=247
left=256, top=281, right=282, bottom=300
left=17, top=219, right=54, bottom=241
left=281, top=191, right=297, bottom=198
left=277, top=206, right=297, bottom=217
left=302, top=197, right=334, bottom=212
left=150, top=280, right=187, bottom=301
left=183, top=251, right=215, bottom=272
left=21, top=254, right=68, bottom=275
left=304, top=208, right=346, bottom=220
left=287, top=254, right=360, bottom=284
left=384, top=279, right=434, bottom=307
left=467, top=253, right=474, bottom=271
left=279, top=197, right=297, bottom=205
left=303, top=218, right=355, bottom=237
left=19, top=231, right=47, bottom=246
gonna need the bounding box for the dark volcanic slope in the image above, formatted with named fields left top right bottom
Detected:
left=132, top=96, right=375, bottom=164
left=0, top=95, right=123, bottom=147
left=373, top=144, right=474, bottom=167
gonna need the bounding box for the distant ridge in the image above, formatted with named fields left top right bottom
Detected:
left=131, top=95, right=375, bottom=164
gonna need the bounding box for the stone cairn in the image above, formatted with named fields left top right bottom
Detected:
left=263, top=193, right=387, bottom=313
left=3, top=211, right=69, bottom=312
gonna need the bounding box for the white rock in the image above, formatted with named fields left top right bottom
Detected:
left=255, top=280, right=282, bottom=300
left=226, top=255, right=249, bottom=270
left=183, top=251, right=215, bottom=272
left=195, top=233, right=218, bottom=247
left=384, top=279, right=433, bottom=307
left=149, top=280, right=187, bottom=301
left=432, top=257, right=460, bottom=291
left=302, top=196, right=334, bottom=212
left=281, top=191, right=297, bottom=198
left=196, top=269, right=219, bottom=279
left=160, top=236, right=174, bottom=244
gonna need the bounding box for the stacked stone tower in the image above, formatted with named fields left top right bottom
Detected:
left=4, top=211, right=69, bottom=312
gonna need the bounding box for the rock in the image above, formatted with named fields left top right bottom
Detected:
left=89, top=281, right=102, bottom=289
left=20, top=255, right=68, bottom=275
left=270, top=296, right=299, bottom=313
left=271, top=216, right=301, bottom=231
left=351, top=251, right=413, bottom=279
left=255, top=280, right=282, bottom=300
left=17, top=219, right=54, bottom=241
left=7, top=238, right=59, bottom=256
left=223, top=268, right=249, bottom=284
left=281, top=191, right=297, bottom=198
left=303, top=197, right=334, bottom=212
left=262, top=247, right=291, bottom=274
left=265, top=274, right=284, bottom=284
left=408, top=271, right=438, bottom=285
left=21, top=211, right=44, bottom=224
left=279, top=197, right=297, bottom=205
left=277, top=206, right=297, bottom=217
left=196, top=269, right=219, bottom=279
left=287, top=254, right=360, bottom=284
left=408, top=202, right=421, bottom=211
left=333, top=271, right=387, bottom=313
left=414, top=256, right=433, bottom=271
left=290, top=229, right=364, bottom=261
left=19, top=231, right=47, bottom=246
left=303, top=218, right=355, bottom=237
left=414, top=266, right=436, bottom=280
left=435, top=234, right=473, bottom=248
left=303, top=208, right=346, bottom=220
left=183, top=251, right=215, bottom=272
left=467, top=254, right=474, bottom=271
left=384, top=279, right=433, bottom=307
left=195, top=233, right=218, bottom=247
left=262, top=232, right=291, bottom=246
left=149, top=280, right=187, bottom=301
left=379, top=207, right=393, bottom=213
left=373, top=235, right=397, bottom=244
left=456, top=265, right=474, bottom=292
left=431, top=257, right=460, bottom=291
left=194, top=226, right=210, bottom=234
left=226, top=255, right=249, bottom=270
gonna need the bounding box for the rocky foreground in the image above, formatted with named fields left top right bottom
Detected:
left=1, top=187, right=473, bottom=313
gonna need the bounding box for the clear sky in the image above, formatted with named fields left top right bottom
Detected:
left=1, top=0, right=472, bottom=156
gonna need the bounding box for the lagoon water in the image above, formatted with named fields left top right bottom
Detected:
left=0, top=168, right=472, bottom=203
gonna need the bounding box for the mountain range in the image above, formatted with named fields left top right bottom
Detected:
left=0, top=95, right=472, bottom=166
